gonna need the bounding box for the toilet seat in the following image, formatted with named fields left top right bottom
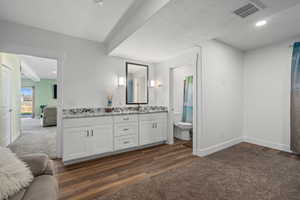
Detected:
left=175, top=122, right=192, bottom=130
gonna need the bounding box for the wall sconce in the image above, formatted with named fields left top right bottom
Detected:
left=149, top=80, right=163, bottom=88
left=118, top=77, right=126, bottom=87
left=156, top=80, right=163, bottom=87
left=149, top=80, right=156, bottom=88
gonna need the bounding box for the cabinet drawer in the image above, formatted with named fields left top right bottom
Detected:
left=114, top=135, right=138, bottom=150
left=115, top=123, right=138, bottom=137
left=63, top=117, right=113, bottom=128
left=139, top=113, right=167, bottom=122
left=114, top=115, right=138, bottom=123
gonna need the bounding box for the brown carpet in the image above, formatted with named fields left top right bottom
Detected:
left=97, top=143, right=300, bottom=200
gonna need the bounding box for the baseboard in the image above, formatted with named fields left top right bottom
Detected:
left=197, top=137, right=244, bottom=157
left=243, top=136, right=291, bottom=153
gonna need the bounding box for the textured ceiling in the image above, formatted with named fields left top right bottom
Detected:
left=20, top=55, right=57, bottom=80
left=0, top=0, right=135, bottom=42
left=110, top=0, right=300, bottom=63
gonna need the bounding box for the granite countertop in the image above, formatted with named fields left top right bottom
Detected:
left=63, top=106, right=168, bottom=119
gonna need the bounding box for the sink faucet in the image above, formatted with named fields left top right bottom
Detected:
left=137, top=104, right=141, bottom=111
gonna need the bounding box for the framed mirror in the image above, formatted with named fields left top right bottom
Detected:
left=126, top=62, right=149, bottom=104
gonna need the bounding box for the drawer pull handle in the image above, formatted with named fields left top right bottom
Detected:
left=123, top=117, right=129, bottom=120
left=86, top=130, right=89, bottom=137
left=123, top=141, right=130, bottom=144
left=123, top=128, right=129, bottom=131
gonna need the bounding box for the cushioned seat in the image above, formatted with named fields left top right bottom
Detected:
left=7, top=153, right=58, bottom=200
left=42, top=106, right=57, bottom=127
left=22, top=175, right=58, bottom=200
left=9, top=189, right=26, bottom=200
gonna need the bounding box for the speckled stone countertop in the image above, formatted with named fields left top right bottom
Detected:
left=62, top=106, right=168, bottom=119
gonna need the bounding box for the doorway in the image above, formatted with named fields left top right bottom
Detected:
left=170, top=66, right=194, bottom=147
left=168, top=52, right=199, bottom=155
left=0, top=52, right=58, bottom=158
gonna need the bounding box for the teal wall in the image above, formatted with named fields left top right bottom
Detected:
left=22, top=79, right=57, bottom=118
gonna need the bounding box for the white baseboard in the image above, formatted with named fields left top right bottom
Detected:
left=197, top=137, right=244, bottom=157
left=196, top=136, right=291, bottom=157
left=243, top=136, right=291, bottom=153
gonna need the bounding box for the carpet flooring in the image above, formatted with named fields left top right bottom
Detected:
left=97, top=143, right=300, bottom=200
left=9, top=118, right=57, bottom=158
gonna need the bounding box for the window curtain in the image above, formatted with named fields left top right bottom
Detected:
left=182, top=76, right=193, bottom=123
left=291, top=42, right=300, bottom=153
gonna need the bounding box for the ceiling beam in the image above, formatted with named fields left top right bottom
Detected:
left=105, top=0, right=171, bottom=55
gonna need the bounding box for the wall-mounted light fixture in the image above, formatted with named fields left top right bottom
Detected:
left=118, top=76, right=126, bottom=87
left=149, top=80, right=156, bottom=88
left=156, top=80, right=163, bottom=87
left=149, top=80, right=163, bottom=88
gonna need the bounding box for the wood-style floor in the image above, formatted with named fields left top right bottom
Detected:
left=54, top=140, right=195, bottom=200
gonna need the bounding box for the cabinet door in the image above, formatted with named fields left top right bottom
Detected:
left=156, top=120, right=167, bottom=141
left=89, top=125, right=113, bottom=155
left=139, top=120, right=167, bottom=145
left=63, top=127, right=89, bottom=161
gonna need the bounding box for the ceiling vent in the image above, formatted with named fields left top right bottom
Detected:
left=249, top=0, right=267, bottom=9
left=234, top=3, right=259, bottom=18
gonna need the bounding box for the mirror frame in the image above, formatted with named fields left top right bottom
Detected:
left=126, top=62, right=149, bottom=105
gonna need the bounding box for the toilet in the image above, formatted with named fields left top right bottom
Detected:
left=174, top=122, right=192, bottom=141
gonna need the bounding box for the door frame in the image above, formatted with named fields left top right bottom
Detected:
left=0, top=47, right=65, bottom=158
left=168, top=50, right=201, bottom=155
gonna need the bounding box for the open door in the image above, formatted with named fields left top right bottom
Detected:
left=0, top=65, right=13, bottom=146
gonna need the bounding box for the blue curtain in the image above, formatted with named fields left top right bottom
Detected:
left=182, top=76, right=193, bottom=123
left=291, top=42, right=300, bottom=153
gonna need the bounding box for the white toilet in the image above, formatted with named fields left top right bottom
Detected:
left=174, top=122, right=192, bottom=141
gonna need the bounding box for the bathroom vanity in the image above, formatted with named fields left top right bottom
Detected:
left=62, top=107, right=168, bottom=164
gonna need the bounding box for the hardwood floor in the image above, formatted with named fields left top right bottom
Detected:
left=54, top=140, right=196, bottom=200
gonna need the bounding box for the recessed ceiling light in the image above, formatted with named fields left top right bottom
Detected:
left=255, top=20, right=267, bottom=27
left=94, top=0, right=104, bottom=6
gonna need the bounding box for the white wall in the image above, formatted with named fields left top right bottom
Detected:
left=198, top=40, right=244, bottom=155
left=155, top=48, right=199, bottom=106
left=243, top=37, right=299, bottom=151
left=154, top=41, right=244, bottom=156
left=0, top=20, right=156, bottom=108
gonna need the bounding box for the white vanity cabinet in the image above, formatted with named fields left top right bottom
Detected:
left=63, top=117, right=114, bottom=162
left=139, top=113, right=167, bottom=145
left=62, top=112, right=168, bottom=163
left=114, top=115, right=139, bottom=150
